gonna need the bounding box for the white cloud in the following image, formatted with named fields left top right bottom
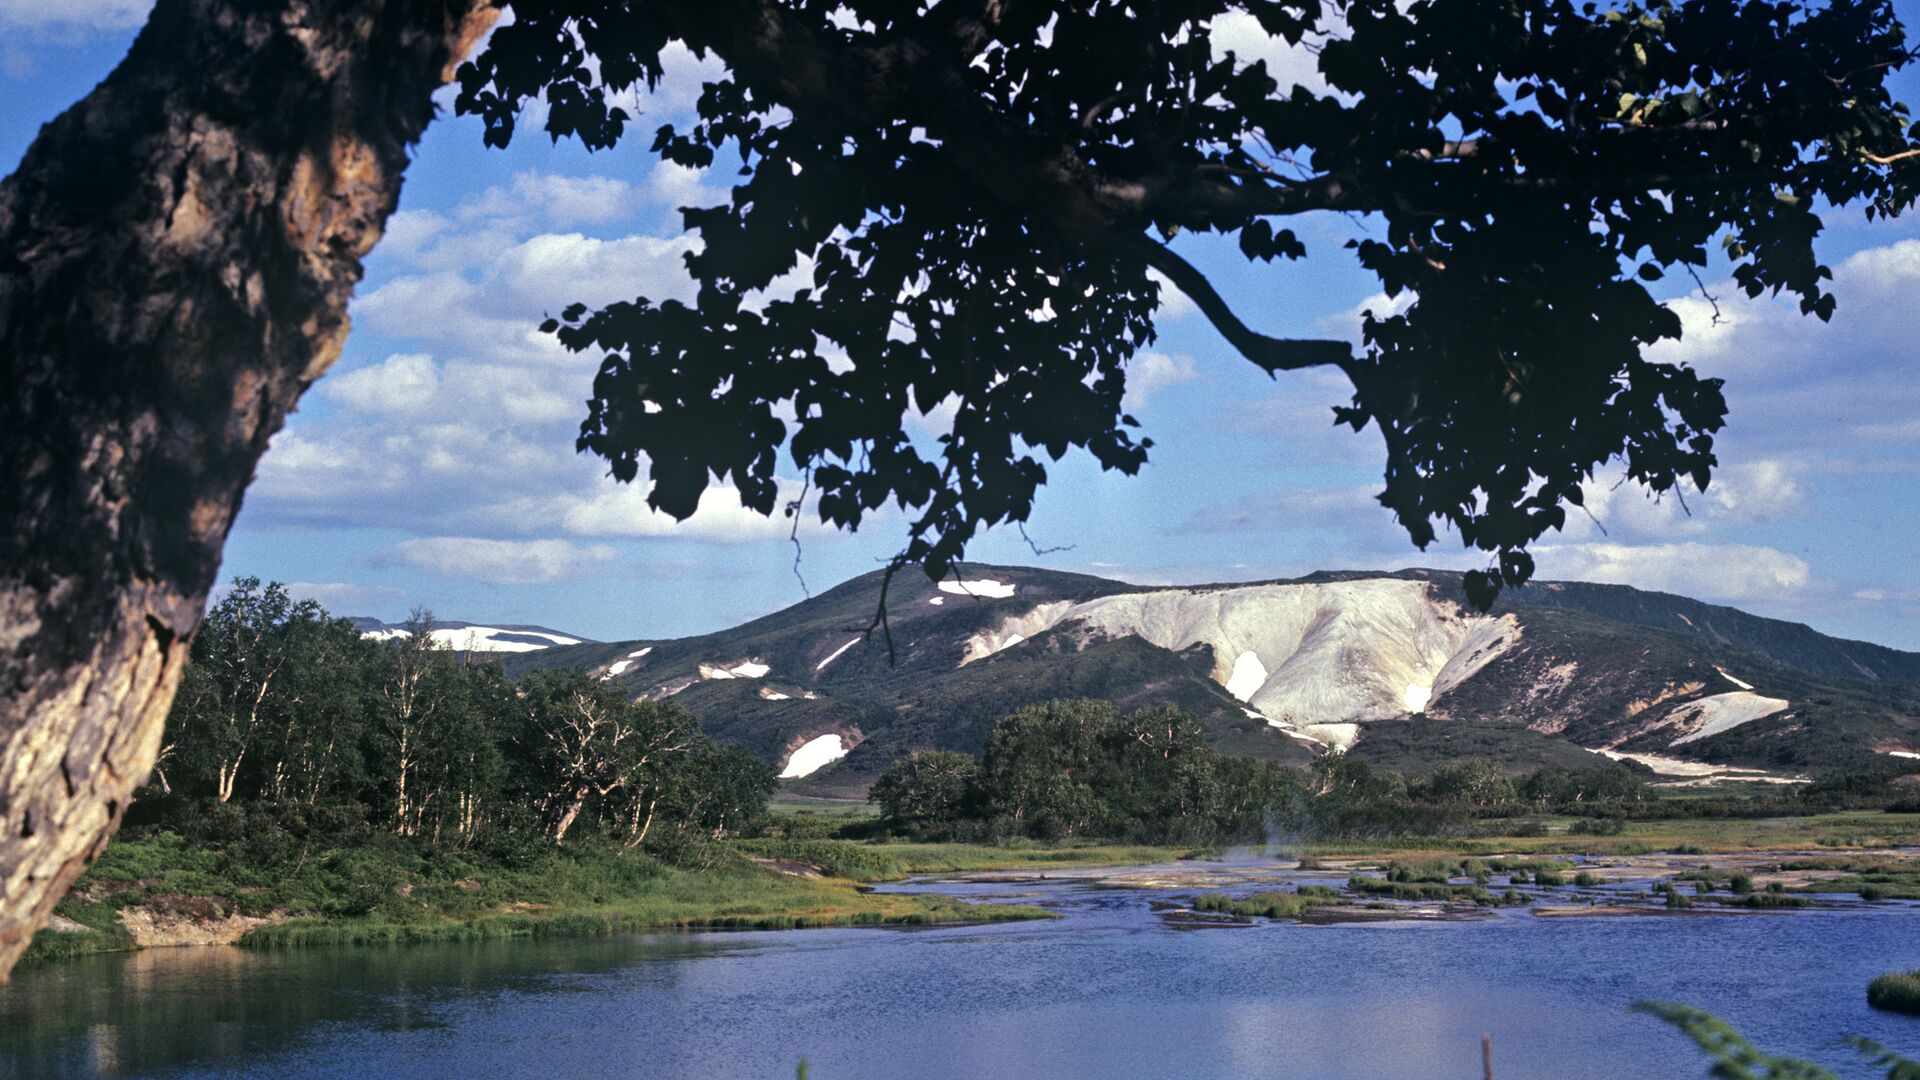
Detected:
left=1174, top=484, right=1385, bottom=535
left=1123, top=352, right=1200, bottom=410
left=1533, top=541, right=1812, bottom=601
left=1207, top=10, right=1331, bottom=95
left=1317, top=289, right=1416, bottom=345
left=353, top=229, right=697, bottom=361
left=285, top=581, right=409, bottom=615
left=506, top=479, right=829, bottom=544
left=322, top=353, right=440, bottom=415
left=1564, top=459, right=1808, bottom=541
left=646, top=160, right=725, bottom=211
left=375, top=538, right=619, bottom=586
left=1146, top=268, right=1197, bottom=321
left=1647, top=238, right=1920, bottom=462
left=0, top=0, right=149, bottom=31
left=458, top=172, right=646, bottom=229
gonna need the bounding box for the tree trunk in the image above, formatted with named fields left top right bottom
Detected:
left=0, top=0, right=498, bottom=978
left=550, top=792, right=588, bottom=845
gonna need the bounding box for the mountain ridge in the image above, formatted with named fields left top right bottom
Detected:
left=482, top=564, right=1920, bottom=793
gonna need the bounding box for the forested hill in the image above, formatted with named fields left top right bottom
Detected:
left=504, top=566, right=1920, bottom=795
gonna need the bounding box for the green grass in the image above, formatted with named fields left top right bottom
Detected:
left=1868, top=971, right=1920, bottom=1015
left=767, top=794, right=880, bottom=820
left=1304, top=812, right=1920, bottom=859
left=30, top=812, right=1916, bottom=965
left=1347, top=875, right=1493, bottom=903
left=1776, top=855, right=1920, bottom=900
left=24, top=833, right=1056, bottom=964
left=1729, top=892, right=1810, bottom=909
left=732, top=838, right=1193, bottom=882
left=1191, top=887, right=1339, bottom=920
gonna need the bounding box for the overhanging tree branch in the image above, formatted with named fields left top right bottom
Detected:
left=1127, top=233, right=1354, bottom=374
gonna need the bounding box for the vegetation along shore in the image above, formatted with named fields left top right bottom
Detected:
left=25, top=581, right=1920, bottom=966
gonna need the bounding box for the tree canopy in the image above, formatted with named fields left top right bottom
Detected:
left=461, top=0, right=1917, bottom=604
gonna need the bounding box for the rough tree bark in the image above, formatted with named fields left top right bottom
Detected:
left=0, top=0, right=498, bottom=978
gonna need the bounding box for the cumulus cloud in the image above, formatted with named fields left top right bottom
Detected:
left=458, top=172, right=647, bottom=229
left=250, top=157, right=864, bottom=559
left=355, top=229, right=698, bottom=359
left=498, top=480, right=826, bottom=544
left=1123, top=352, right=1200, bottom=410
left=321, top=353, right=441, bottom=415
left=1642, top=239, right=1920, bottom=464
left=375, top=538, right=619, bottom=586
left=1562, top=459, right=1809, bottom=542
left=0, top=0, right=148, bottom=31
left=1207, top=10, right=1333, bottom=96
left=285, top=581, right=409, bottom=614
left=1146, top=268, right=1198, bottom=321
left=1533, top=541, right=1812, bottom=601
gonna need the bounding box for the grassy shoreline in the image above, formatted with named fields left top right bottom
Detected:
left=26, top=811, right=1917, bottom=967
left=22, top=834, right=1188, bottom=966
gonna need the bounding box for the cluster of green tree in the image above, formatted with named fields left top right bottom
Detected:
left=869, top=700, right=1302, bottom=844
left=867, top=699, right=1669, bottom=843
left=132, top=579, right=775, bottom=859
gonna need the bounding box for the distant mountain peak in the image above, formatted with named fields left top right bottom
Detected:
left=491, top=564, right=1920, bottom=793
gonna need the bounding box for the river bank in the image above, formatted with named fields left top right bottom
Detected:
left=22, top=833, right=1184, bottom=964
left=27, top=810, right=1919, bottom=966
left=11, top=851, right=1920, bottom=1079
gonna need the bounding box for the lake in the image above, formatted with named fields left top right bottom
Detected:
left=2, top=858, right=1916, bottom=1078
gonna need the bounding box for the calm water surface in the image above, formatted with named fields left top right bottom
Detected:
left=2, top=861, right=1917, bottom=1079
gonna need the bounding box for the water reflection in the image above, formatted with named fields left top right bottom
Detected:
left=1, top=867, right=1916, bottom=1079
left=0, top=936, right=733, bottom=1079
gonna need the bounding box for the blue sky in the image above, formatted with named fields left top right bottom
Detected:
left=7, top=2, right=1920, bottom=648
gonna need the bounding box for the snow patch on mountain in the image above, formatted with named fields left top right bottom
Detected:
left=816, top=638, right=862, bottom=672
left=1224, top=650, right=1269, bottom=702
left=1667, top=692, right=1790, bottom=746
left=362, top=624, right=586, bottom=654
left=700, top=660, right=770, bottom=680
left=961, top=580, right=1520, bottom=743
left=1401, top=682, right=1432, bottom=713
left=939, top=578, right=1017, bottom=599
left=780, top=734, right=848, bottom=778
left=602, top=646, right=653, bottom=680
left=1714, top=667, right=1755, bottom=691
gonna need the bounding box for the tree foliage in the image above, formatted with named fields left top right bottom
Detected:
left=869, top=702, right=1674, bottom=841
left=141, top=580, right=776, bottom=856
left=460, top=0, right=1917, bottom=603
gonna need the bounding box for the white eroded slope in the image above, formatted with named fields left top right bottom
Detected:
left=363, top=625, right=585, bottom=654
left=1667, top=692, right=1790, bottom=746
left=961, top=580, right=1520, bottom=744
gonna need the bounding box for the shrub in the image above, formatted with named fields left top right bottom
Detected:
left=1573, top=871, right=1598, bottom=887
left=1729, top=873, right=1755, bottom=894
left=1736, top=893, right=1809, bottom=909
left=1868, top=971, right=1920, bottom=1015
